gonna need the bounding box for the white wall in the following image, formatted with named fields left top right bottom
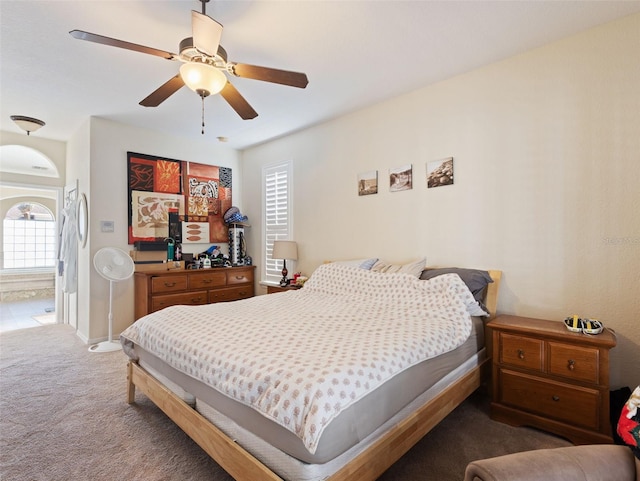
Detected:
left=81, top=117, right=241, bottom=343
left=242, top=14, right=640, bottom=390
left=66, top=118, right=91, bottom=335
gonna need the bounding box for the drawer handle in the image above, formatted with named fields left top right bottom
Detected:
left=552, top=395, right=560, bottom=402
left=202, top=279, right=212, bottom=284
left=163, top=282, right=176, bottom=287
left=191, top=297, right=203, bottom=303
left=568, top=359, right=575, bottom=371
left=517, top=349, right=525, bottom=360
left=235, top=276, right=246, bottom=280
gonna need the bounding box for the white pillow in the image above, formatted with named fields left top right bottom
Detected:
left=333, top=258, right=378, bottom=270
left=370, top=258, right=426, bottom=278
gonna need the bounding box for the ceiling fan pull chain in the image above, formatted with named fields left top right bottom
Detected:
left=201, top=93, right=205, bottom=135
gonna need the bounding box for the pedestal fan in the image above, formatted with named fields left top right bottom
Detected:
left=90, top=247, right=135, bottom=353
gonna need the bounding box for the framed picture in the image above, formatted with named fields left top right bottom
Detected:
left=358, top=170, right=378, bottom=196
left=127, top=151, right=232, bottom=244
left=427, top=157, right=454, bottom=188
left=389, top=164, right=413, bottom=192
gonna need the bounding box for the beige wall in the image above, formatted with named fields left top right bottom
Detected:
left=241, top=14, right=640, bottom=389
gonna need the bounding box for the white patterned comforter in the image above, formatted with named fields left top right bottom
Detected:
left=121, top=263, right=487, bottom=454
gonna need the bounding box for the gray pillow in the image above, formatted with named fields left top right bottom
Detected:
left=420, top=267, right=493, bottom=303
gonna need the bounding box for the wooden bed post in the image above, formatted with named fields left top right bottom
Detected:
left=485, top=270, right=502, bottom=320
left=127, top=361, right=136, bottom=404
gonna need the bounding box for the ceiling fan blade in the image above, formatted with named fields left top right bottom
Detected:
left=220, top=82, right=258, bottom=120
left=69, top=30, right=178, bottom=60
left=192, top=11, right=223, bottom=58
left=139, top=75, right=185, bottom=107
left=230, top=63, right=309, bottom=89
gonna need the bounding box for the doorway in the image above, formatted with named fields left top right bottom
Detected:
left=0, top=185, right=62, bottom=332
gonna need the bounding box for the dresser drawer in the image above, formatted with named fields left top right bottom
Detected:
left=151, top=291, right=208, bottom=312
left=548, top=342, right=599, bottom=384
left=151, top=275, right=188, bottom=294
left=189, top=271, right=226, bottom=289
left=226, top=268, right=253, bottom=285
left=499, top=369, right=600, bottom=430
left=499, top=333, right=544, bottom=372
left=209, top=286, right=253, bottom=303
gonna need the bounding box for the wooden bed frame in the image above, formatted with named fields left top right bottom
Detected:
left=126, top=269, right=502, bottom=481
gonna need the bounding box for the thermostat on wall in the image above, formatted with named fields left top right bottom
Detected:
left=100, top=221, right=114, bottom=233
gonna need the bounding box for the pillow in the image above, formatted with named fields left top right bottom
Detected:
left=332, top=258, right=378, bottom=270
left=420, top=267, right=493, bottom=303
left=617, top=385, right=640, bottom=460
left=370, top=258, right=426, bottom=278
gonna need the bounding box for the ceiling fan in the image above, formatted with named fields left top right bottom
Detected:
left=69, top=0, right=308, bottom=128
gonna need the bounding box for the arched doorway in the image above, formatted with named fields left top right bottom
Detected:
left=0, top=145, right=63, bottom=332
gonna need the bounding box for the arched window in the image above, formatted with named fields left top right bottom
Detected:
left=3, top=202, right=56, bottom=269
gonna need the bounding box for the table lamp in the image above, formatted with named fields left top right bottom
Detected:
left=272, top=240, right=298, bottom=287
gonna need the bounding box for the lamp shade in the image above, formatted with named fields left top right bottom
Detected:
left=272, top=240, right=298, bottom=261
left=10, top=115, right=45, bottom=135
left=179, top=62, right=227, bottom=97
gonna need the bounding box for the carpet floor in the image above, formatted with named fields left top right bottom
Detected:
left=0, top=324, right=571, bottom=481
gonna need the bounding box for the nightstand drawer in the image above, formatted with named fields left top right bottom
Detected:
left=499, top=333, right=544, bottom=372
left=151, top=275, right=188, bottom=293
left=549, top=342, right=599, bottom=384
left=500, top=369, right=600, bottom=430
left=151, top=291, right=208, bottom=312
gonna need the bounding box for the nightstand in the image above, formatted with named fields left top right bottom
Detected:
left=266, top=284, right=302, bottom=294
left=488, top=315, right=616, bottom=445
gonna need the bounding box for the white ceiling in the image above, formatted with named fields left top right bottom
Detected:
left=2, top=1, right=640, bottom=151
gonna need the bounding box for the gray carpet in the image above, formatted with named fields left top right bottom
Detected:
left=0, top=325, right=571, bottom=481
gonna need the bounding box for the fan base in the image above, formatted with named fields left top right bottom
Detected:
left=88, top=340, right=122, bottom=353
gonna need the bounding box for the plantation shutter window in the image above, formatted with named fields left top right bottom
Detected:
left=263, top=161, right=293, bottom=284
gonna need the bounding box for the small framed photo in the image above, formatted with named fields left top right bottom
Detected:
left=427, top=157, right=454, bottom=188
left=358, top=170, right=378, bottom=196
left=389, top=164, right=413, bottom=192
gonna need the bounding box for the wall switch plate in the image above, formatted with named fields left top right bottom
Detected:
left=100, top=221, right=114, bottom=233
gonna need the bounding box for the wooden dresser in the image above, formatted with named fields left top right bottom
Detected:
left=134, top=266, right=255, bottom=320
left=488, top=315, right=616, bottom=445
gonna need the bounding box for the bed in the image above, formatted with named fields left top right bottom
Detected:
left=121, top=262, right=502, bottom=481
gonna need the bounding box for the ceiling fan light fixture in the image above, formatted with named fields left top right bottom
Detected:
left=179, top=62, right=226, bottom=97
left=10, top=115, right=45, bottom=135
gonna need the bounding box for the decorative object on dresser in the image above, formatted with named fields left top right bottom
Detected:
left=133, top=266, right=254, bottom=319
left=272, top=240, right=298, bottom=287
left=488, top=315, right=617, bottom=444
